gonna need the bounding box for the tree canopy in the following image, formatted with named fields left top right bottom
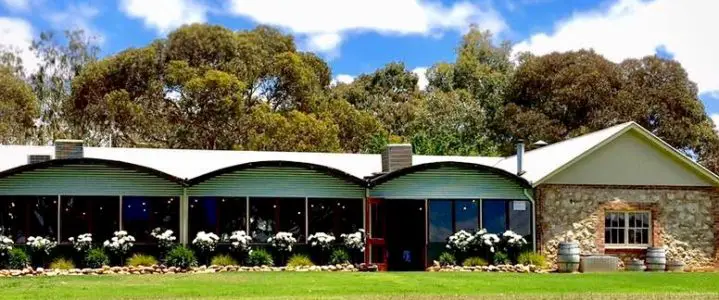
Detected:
left=1, top=24, right=717, bottom=173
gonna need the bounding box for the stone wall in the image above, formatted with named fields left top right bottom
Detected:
left=536, top=185, right=718, bottom=269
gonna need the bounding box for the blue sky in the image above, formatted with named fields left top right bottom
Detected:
left=1, top=0, right=718, bottom=124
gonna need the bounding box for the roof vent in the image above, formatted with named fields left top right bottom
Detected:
left=55, top=139, right=84, bottom=159
left=381, top=144, right=413, bottom=172
left=516, top=140, right=525, bottom=176
left=27, top=155, right=51, bottom=164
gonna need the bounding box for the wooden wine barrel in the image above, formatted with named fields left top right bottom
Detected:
left=557, top=242, right=580, bottom=273
left=626, top=259, right=645, bottom=271
left=645, top=247, right=666, bottom=271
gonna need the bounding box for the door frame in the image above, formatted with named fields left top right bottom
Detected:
left=365, top=197, right=388, bottom=271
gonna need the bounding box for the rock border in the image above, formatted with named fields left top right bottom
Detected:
left=426, top=264, right=546, bottom=273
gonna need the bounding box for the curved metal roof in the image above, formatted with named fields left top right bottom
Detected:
left=369, top=161, right=531, bottom=188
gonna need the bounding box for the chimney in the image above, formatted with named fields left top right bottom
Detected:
left=516, top=140, right=525, bottom=176
left=55, top=139, right=84, bottom=159
left=27, top=155, right=51, bottom=164
left=382, top=144, right=413, bottom=172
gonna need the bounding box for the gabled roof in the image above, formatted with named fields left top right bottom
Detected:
left=495, top=121, right=719, bottom=186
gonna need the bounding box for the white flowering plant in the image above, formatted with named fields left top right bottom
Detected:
left=308, top=232, right=335, bottom=250
left=192, top=231, right=220, bottom=253
left=446, top=230, right=475, bottom=253
left=68, top=233, right=93, bottom=253
left=151, top=227, right=177, bottom=250
left=502, top=230, right=527, bottom=249
left=0, top=234, right=13, bottom=256
left=27, top=236, right=57, bottom=255
left=103, top=231, right=135, bottom=256
left=478, top=231, right=500, bottom=253
left=225, top=230, right=253, bottom=253
left=267, top=232, right=296, bottom=253
left=340, top=229, right=365, bottom=252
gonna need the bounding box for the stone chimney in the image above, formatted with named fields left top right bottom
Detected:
left=55, top=139, right=84, bottom=159
left=381, top=144, right=413, bottom=173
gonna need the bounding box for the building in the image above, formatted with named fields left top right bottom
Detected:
left=0, top=122, right=717, bottom=270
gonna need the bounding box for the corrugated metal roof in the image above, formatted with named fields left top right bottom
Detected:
left=3, top=121, right=716, bottom=186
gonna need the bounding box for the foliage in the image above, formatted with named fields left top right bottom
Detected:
left=225, top=230, right=252, bottom=253
left=27, top=236, right=57, bottom=255
left=438, top=252, right=456, bottom=266
left=68, top=233, right=93, bottom=253
left=0, top=234, right=14, bottom=256
left=462, top=256, right=488, bottom=267
left=517, top=252, right=547, bottom=267
left=246, top=249, right=274, bottom=266
left=493, top=252, right=509, bottom=265
left=0, top=67, right=39, bottom=144
left=84, top=248, right=109, bottom=268
left=286, top=254, right=314, bottom=267
left=446, top=230, right=475, bottom=253
left=7, top=248, right=29, bottom=269
left=192, top=231, right=220, bottom=253
left=127, top=254, right=159, bottom=267
left=165, top=246, right=197, bottom=269
left=328, top=249, right=351, bottom=265
left=150, top=228, right=177, bottom=250
left=308, top=232, right=335, bottom=250
left=210, top=254, right=238, bottom=266
left=268, top=232, right=296, bottom=253
left=103, top=231, right=135, bottom=256
left=340, top=229, right=365, bottom=252
left=49, top=257, right=75, bottom=270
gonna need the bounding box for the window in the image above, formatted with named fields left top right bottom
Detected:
left=482, top=200, right=507, bottom=234
left=308, top=199, right=362, bottom=237
left=454, top=200, right=479, bottom=232
left=278, top=199, right=305, bottom=242
left=509, top=201, right=531, bottom=237
left=249, top=198, right=276, bottom=242
left=428, top=200, right=452, bottom=242
left=61, top=196, right=119, bottom=242
left=189, top=197, right=247, bottom=239
left=604, top=211, right=650, bottom=247
left=0, top=196, right=57, bottom=243
left=249, top=198, right=306, bottom=242
left=122, top=196, right=179, bottom=243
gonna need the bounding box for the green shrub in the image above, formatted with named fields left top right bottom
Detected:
left=210, top=254, right=237, bottom=266
left=7, top=248, right=29, bottom=269
left=462, top=256, right=488, bottom=267
left=438, top=252, right=456, bottom=266
left=165, top=245, right=197, bottom=269
left=246, top=249, right=273, bottom=266
left=286, top=254, right=314, bottom=267
left=493, top=252, right=509, bottom=265
left=85, top=248, right=109, bottom=268
left=127, top=254, right=158, bottom=267
left=517, top=251, right=547, bottom=267
left=329, top=249, right=350, bottom=265
left=49, top=257, right=75, bottom=270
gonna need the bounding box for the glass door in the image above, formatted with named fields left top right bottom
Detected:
left=365, top=198, right=387, bottom=271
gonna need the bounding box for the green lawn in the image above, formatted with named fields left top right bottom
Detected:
left=1, top=272, right=718, bottom=299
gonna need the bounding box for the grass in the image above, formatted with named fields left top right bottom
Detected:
left=0, top=272, right=718, bottom=299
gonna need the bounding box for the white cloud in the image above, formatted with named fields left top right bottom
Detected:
left=46, top=3, right=105, bottom=44
left=712, top=114, right=719, bottom=131
left=331, top=74, right=355, bottom=86
left=412, top=67, right=429, bottom=90
left=305, top=32, right=343, bottom=59
left=228, top=0, right=506, bottom=55
left=514, top=0, right=719, bottom=94
left=0, top=17, right=39, bottom=74
left=1, top=0, right=29, bottom=11
left=120, top=0, right=207, bottom=34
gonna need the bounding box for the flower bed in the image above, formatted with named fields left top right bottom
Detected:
left=426, top=263, right=546, bottom=273
left=0, top=263, right=365, bottom=277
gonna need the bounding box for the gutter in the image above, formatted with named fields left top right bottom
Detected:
left=523, top=188, right=537, bottom=252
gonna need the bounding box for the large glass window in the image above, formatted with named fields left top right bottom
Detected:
left=122, top=196, right=179, bottom=243
left=454, top=200, right=479, bottom=232
left=250, top=198, right=277, bottom=242
left=482, top=200, right=507, bottom=234
left=605, top=211, right=650, bottom=247
left=189, top=197, right=247, bottom=239
left=61, top=196, right=119, bottom=242
left=428, top=200, right=452, bottom=242
left=278, top=199, right=305, bottom=242
left=509, top=200, right=531, bottom=237
left=0, top=196, right=57, bottom=243
left=308, top=199, right=362, bottom=237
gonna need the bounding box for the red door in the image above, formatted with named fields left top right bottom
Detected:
left=365, top=198, right=388, bottom=271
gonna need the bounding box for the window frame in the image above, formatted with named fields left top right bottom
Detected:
left=604, top=210, right=652, bottom=249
